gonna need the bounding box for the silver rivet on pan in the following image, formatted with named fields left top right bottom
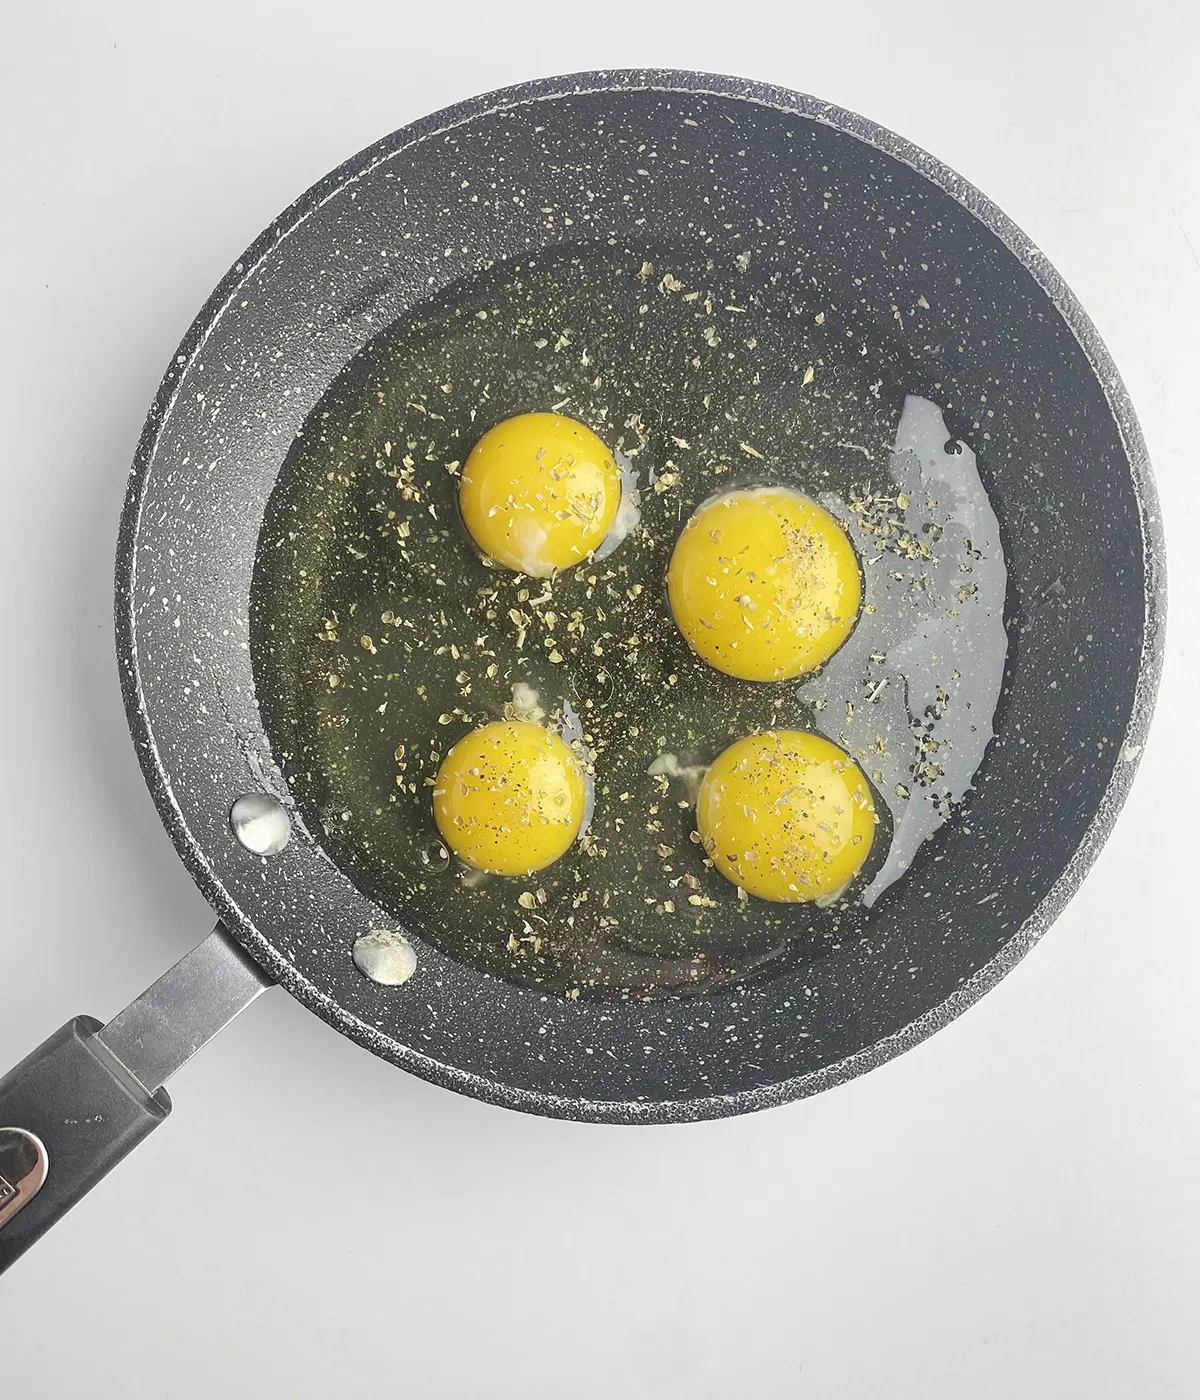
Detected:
left=353, top=929, right=417, bottom=986
left=229, top=793, right=291, bottom=855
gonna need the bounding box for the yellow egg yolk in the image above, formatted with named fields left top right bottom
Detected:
left=432, top=719, right=586, bottom=876
left=696, top=730, right=876, bottom=902
left=459, top=413, right=621, bottom=577
left=667, top=487, right=861, bottom=681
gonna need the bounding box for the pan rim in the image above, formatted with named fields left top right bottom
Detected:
left=115, top=67, right=1166, bottom=1124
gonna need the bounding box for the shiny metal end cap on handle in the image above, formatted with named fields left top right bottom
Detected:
left=0, top=1128, right=49, bottom=1231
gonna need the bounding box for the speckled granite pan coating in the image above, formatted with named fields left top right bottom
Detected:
left=116, top=70, right=1165, bottom=1123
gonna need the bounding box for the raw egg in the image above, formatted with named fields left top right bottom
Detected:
left=459, top=413, right=621, bottom=577
left=432, top=719, right=586, bottom=876
left=696, top=730, right=876, bottom=902
left=667, top=487, right=860, bottom=681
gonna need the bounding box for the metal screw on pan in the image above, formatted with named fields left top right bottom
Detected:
left=229, top=793, right=291, bottom=855
left=353, top=930, right=418, bottom=986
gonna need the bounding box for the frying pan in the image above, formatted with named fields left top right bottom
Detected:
left=0, top=69, right=1164, bottom=1273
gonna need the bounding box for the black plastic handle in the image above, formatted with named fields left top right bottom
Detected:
left=0, top=1017, right=170, bottom=1274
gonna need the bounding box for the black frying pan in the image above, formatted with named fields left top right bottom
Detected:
left=0, top=70, right=1164, bottom=1274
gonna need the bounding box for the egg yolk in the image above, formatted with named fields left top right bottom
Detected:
left=459, top=413, right=621, bottom=577
left=697, top=730, right=876, bottom=902
left=432, top=719, right=586, bottom=876
left=667, top=487, right=860, bottom=681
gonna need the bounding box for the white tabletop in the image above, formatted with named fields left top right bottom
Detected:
left=2, top=4, right=1197, bottom=1396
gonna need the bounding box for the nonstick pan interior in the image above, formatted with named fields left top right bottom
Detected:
left=118, top=71, right=1162, bottom=1122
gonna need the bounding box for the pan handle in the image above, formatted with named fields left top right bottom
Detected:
left=0, top=1018, right=171, bottom=1271
left=0, top=925, right=271, bottom=1274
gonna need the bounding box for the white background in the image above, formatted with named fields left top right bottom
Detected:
left=1, top=3, right=1198, bottom=1396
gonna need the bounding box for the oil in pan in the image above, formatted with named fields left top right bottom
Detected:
left=251, top=242, right=1007, bottom=1001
